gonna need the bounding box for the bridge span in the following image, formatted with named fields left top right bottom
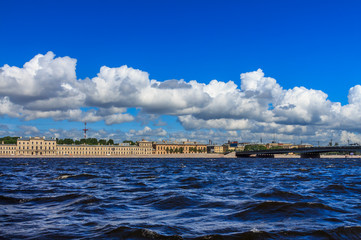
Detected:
left=236, top=146, right=361, bottom=158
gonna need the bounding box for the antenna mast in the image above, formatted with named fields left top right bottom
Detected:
left=83, top=122, right=88, bottom=139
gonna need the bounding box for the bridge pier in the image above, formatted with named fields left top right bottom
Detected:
left=300, top=152, right=320, bottom=158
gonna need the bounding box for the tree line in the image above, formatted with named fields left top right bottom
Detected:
left=56, top=138, right=115, bottom=145
left=0, top=136, right=138, bottom=146
left=0, top=136, right=19, bottom=144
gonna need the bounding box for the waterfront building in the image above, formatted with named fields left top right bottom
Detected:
left=17, top=137, right=57, bottom=156
left=56, top=143, right=152, bottom=156
left=153, top=141, right=207, bottom=154
left=0, top=142, right=17, bottom=155
left=0, top=137, right=153, bottom=157
left=137, top=140, right=153, bottom=155
left=207, top=145, right=226, bottom=154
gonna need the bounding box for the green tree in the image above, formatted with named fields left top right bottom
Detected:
left=87, top=138, right=98, bottom=145
left=99, top=139, right=107, bottom=145
left=179, top=147, right=184, bottom=153
left=244, top=144, right=267, bottom=151
left=166, top=147, right=169, bottom=154
left=107, top=139, right=114, bottom=145
left=63, top=138, right=74, bottom=145
left=0, top=136, right=19, bottom=144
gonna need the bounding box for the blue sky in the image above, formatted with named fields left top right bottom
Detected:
left=0, top=0, right=361, bottom=145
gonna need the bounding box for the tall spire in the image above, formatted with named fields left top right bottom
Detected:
left=83, top=122, right=88, bottom=139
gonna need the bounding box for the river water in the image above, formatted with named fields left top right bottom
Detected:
left=1, top=158, right=361, bottom=239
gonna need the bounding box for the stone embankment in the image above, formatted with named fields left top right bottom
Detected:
left=1, top=152, right=360, bottom=158
left=0, top=153, right=236, bottom=158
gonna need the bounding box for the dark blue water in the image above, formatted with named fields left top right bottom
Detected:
left=1, top=158, right=361, bottom=240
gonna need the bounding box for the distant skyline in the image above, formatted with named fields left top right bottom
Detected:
left=1, top=0, right=361, bottom=145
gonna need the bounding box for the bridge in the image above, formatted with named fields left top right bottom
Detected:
left=235, top=146, right=361, bottom=158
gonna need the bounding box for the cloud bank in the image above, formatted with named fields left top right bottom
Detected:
left=1, top=52, right=361, bottom=144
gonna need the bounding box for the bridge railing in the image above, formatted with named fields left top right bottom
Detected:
left=236, top=146, right=361, bottom=156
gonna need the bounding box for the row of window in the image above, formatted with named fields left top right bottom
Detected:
left=157, top=146, right=206, bottom=150
left=58, top=151, right=148, bottom=155
left=18, top=141, right=56, bottom=145
left=58, top=147, right=147, bottom=151
left=19, top=146, right=56, bottom=150
left=0, top=146, right=16, bottom=150
left=0, top=151, right=15, bottom=154
left=2, top=151, right=149, bottom=155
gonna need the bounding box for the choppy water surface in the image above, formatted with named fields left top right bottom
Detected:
left=1, top=158, right=361, bottom=239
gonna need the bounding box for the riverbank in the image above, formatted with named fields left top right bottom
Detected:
left=0, top=153, right=235, bottom=158
left=1, top=153, right=361, bottom=158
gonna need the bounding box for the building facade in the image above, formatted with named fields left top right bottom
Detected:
left=0, top=137, right=153, bottom=157
left=207, top=145, right=226, bottom=154
left=17, top=137, right=57, bottom=156
left=0, top=143, right=17, bottom=156
left=153, top=141, right=207, bottom=155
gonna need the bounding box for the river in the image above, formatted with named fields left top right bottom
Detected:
left=1, top=158, right=361, bottom=239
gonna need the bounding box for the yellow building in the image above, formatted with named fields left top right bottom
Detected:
left=153, top=141, right=207, bottom=155
left=137, top=140, right=153, bottom=155
left=207, top=145, right=226, bottom=154
left=0, top=137, right=153, bottom=157
left=0, top=143, right=17, bottom=155
left=17, top=137, right=57, bottom=156
left=54, top=140, right=153, bottom=156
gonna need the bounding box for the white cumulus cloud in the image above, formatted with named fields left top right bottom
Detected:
left=1, top=52, right=361, bottom=144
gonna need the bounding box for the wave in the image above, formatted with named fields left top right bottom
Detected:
left=229, top=201, right=348, bottom=221
left=254, top=189, right=310, bottom=201
left=0, top=195, right=22, bottom=204
left=194, top=226, right=361, bottom=239
left=177, top=176, right=204, bottom=189
left=102, top=226, right=182, bottom=240
left=0, top=193, right=91, bottom=205
left=55, top=173, right=98, bottom=180
left=324, top=184, right=348, bottom=193
left=97, top=225, right=361, bottom=240
left=152, top=194, right=198, bottom=210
